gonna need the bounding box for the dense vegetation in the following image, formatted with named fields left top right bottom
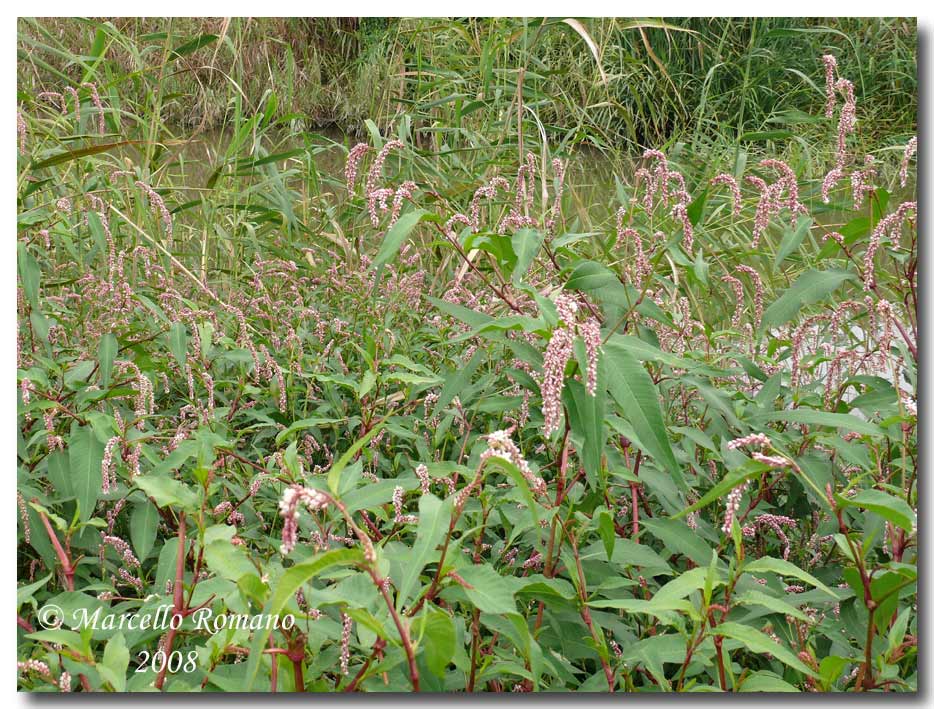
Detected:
left=18, top=18, right=916, bottom=149
left=17, top=18, right=916, bottom=693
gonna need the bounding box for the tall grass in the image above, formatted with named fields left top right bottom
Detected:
left=18, top=18, right=917, bottom=152
left=16, top=18, right=918, bottom=693
left=16, top=18, right=917, bottom=287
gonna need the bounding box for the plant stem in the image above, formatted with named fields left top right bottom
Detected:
left=155, top=512, right=186, bottom=691
left=35, top=505, right=73, bottom=591
left=369, top=570, right=419, bottom=691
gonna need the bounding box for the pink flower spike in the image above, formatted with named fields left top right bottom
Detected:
left=710, top=173, right=742, bottom=216
left=278, top=485, right=330, bottom=555
left=821, top=54, right=838, bottom=118
left=727, top=433, right=771, bottom=450
left=900, top=137, right=917, bottom=188
left=345, top=142, right=369, bottom=193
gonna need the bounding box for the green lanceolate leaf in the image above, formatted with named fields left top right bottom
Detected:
left=134, top=473, right=199, bottom=511
left=129, top=501, right=159, bottom=562
left=761, top=269, right=854, bottom=331
left=97, top=333, right=117, bottom=387
left=565, top=356, right=606, bottom=484
left=604, top=341, right=685, bottom=493
left=456, top=564, right=516, bottom=615
left=100, top=632, right=130, bottom=692
left=397, top=493, right=453, bottom=610
left=242, top=548, right=362, bottom=690
left=511, top=228, right=544, bottom=284
left=371, top=208, right=428, bottom=270
left=838, top=489, right=916, bottom=533
left=713, top=621, right=818, bottom=678
left=641, top=518, right=713, bottom=566
left=414, top=610, right=456, bottom=677
left=168, top=321, right=188, bottom=370
left=742, top=556, right=839, bottom=599
left=751, top=410, right=884, bottom=437
left=69, top=424, right=104, bottom=522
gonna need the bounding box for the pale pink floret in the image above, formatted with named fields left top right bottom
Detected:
left=365, top=139, right=404, bottom=198
left=213, top=500, right=233, bottom=516
left=101, top=436, right=121, bottom=493
left=752, top=452, right=792, bottom=468
left=721, top=481, right=749, bottom=534
left=547, top=157, right=568, bottom=232
left=102, top=533, right=140, bottom=567
left=850, top=154, right=876, bottom=209
left=834, top=77, right=857, bottom=166
left=789, top=313, right=831, bottom=387
left=17, top=660, right=52, bottom=678
left=444, top=213, right=472, bottom=240
left=635, top=167, right=655, bottom=210
left=541, top=323, right=575, bottom=436
left=37, top=91, right=67, bottom=114
left=900, top=137, right=917, bottom=188
left=745, top=175, right=777, bottom=247
left=639, top=149, right=692, bottom=213
left=710, top=173, right=742, bottom=216
left=116, top=567, right=143, bottom=592
left=666, top=171, right=690, bottom=205
left=81, top=82, right=106, bottom=134
left=498, top=211, right=536, bottom=232
left=480, top=429, right=546, bottom=496
left=541, top=295, right=602, bottom=418
left=470, top=176, right=510, bottom=228
left=249, top=475, right=268, bottom=497
left=514, top=152, right=536, bottom=213
left=392, top=485, right=418, bottom=524
left=344, top=142, right=369, bottom=193
left=389, top=181, right=417, bottom=227
left=759, top=159, right=806, bottom=217
left=617, top=225, right=650, bottom=288
left=278, top=485, right=330, bottom=555
left=671, top=202, right=693, bottom=254
left=821, top=166, right=845, bottom=204
left=822, top=54, right=838, bottom=118
left=614, top=205, right=626, bottom=241
left=555, top=293, right=578, bottom=324
left=824, top=349, right=863, bottom=408
left=64, top=86, right=80, bottom=121
left=135, top=181, right=173, bottom=247
left=415, top=463, right=431, bottom=495
left=864, top=201, right=916, bottom=291
left=17, top=108, right=26, bottom=155
left=522, top=550, right=543, bottom=570
left=722, top=275, right=745, bottom=329
left=20, top=378, right=32, bottom=411
left=746, top=514, right=797, bottom=559
left=17, top=492, right=30, bottom=544
left=735, top=265, right=764, bottom=328
left=727, top=433, right=771, bottom=450
left=367, top=187, right=394, bottom=227
left=340, top=613, right=353, bottom=675
left=580, top=317, right=602, bottom=396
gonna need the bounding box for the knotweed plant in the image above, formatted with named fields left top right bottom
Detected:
left=16, top=33, right=916, bottom=697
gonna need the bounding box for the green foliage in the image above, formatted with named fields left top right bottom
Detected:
left=16, top=17, right=916, bottom=695
left=17, top=17, right=918, bottom=152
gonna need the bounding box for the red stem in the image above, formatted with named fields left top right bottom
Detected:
left=35, top=504, right=73, bottom=591
left=155, top=513, right=186, bottom=691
